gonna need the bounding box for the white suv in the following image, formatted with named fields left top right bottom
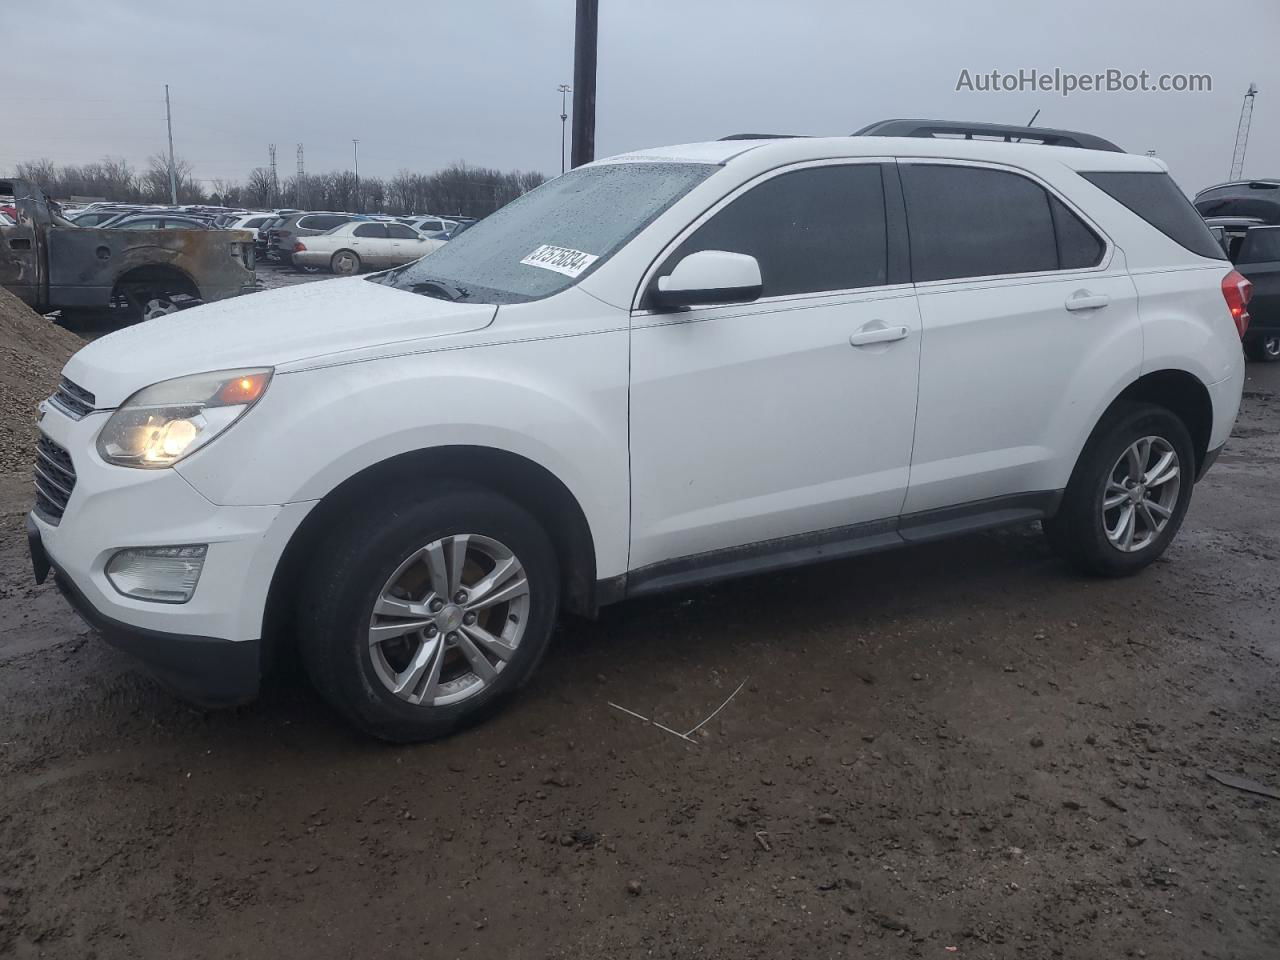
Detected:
left=27, top=124, right=1249, bottom=741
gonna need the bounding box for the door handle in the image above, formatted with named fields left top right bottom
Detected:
left=1065, top=290, right=1109, bottom=312
left=849, top=324, right=909, bottom=347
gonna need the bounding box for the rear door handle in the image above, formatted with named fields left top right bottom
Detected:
left=849, top=324, right=909, bottom=347
left=1065, top=290, right=1110, bottom=312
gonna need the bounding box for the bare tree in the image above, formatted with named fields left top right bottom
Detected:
left=12, top=156, right=546, bottom=215
left=244, top=167, right=276, bottom=208
left=141, top=153, right=203, bottom=204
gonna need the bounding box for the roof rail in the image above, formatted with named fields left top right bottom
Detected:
left=853, top=119, right=1124, bottom=153
left=718, top=133, right=806, bottom=141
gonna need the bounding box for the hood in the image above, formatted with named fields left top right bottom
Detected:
left=63, top=277, right=497, bottom=407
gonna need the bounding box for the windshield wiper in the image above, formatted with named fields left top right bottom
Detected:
left=407, top=278, right=467, bottom=302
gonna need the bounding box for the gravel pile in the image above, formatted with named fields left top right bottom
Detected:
left=0, top=288, right=82, bottom=474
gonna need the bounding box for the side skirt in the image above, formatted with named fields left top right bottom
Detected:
left=598, top=490, right=1062, bottom=606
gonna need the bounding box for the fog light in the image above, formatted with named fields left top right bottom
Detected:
left=105, top=545, right=207, bottom=603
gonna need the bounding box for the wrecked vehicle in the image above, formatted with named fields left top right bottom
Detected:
left=0, top=178, right=257, bottom=322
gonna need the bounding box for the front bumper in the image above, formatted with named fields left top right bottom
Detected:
left=29, top=516, right=261, bottom=706
left=28, top=404, right=316, bottom=704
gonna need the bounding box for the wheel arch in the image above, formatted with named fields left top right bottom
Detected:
left=111, top=263, right=200, bottom=299
left=1101, top=369, right=1213, bottom=474
left=262, top=444, right=600, bottom=661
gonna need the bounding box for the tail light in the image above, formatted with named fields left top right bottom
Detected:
left=293, top=241, right=306, bottom=253
left=1222, top=269, right=1253, bottom=338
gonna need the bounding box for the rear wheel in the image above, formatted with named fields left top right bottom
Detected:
left=297, top=486, right=560, bottom=742
left=1245, top=334, right=1280, bottom=362
left=330, top=249, right=361, bottom=275
left=141, top=298, right=179, bottom=321
left=1044, top=403, right=1195, bottom=576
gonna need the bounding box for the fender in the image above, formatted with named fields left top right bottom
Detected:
left=175, top=323, right=633, bottom=580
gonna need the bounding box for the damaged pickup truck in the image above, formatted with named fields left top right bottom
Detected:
left=0, top=178, right=257, bottom=322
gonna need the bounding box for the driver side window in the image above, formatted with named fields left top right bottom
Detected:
left=662, top=164, right=889, bottom=299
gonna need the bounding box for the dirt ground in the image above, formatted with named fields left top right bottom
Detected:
left=0, top=314, right=1276, bottom=959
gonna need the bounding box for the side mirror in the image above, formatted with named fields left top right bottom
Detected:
left=649, top=250, right=762, bottom=310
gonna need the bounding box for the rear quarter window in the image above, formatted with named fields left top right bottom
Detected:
left=1082, top=171, right=1226, bottom=260
left=1238, top=227, right=1280, bottom=264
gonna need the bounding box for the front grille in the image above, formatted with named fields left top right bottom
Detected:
left=34, top=434, right=77, bottom=524
left=49, top=377, right=96, bottom=420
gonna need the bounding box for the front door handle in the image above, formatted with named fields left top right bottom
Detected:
left=849, top=324, right=909, bottom=347
left=1065, top=290, right=1110, bottom=312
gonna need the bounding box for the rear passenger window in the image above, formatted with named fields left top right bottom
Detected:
left=1082, top=171, right=1227, bottom=260
left=353, top=223, right=387, bottom=238
left=664, top=164, right=888, bottom=298
left=901, top=165, right=1059, bottom=281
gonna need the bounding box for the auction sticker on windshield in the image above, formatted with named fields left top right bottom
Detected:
left=520, top=244, right=599, bottom=278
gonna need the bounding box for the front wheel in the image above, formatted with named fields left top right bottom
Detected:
left=1245, top=334, right=1280, bottom=362
left=1044, top=403, right=1195, bottom=577
left=330, top=249, right=361, bottom=275
left=297, top=486, right=560, bottom=742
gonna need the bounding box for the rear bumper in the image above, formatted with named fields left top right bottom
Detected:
left=29, top=516, right=261, bottom=706
left=291, top=250, right=330, bottom=268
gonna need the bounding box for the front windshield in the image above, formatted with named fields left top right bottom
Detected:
left=380, top=161, right=714, bottom=303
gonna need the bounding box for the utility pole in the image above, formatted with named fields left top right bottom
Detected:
left=268, top=144, right=278, bottom=207
left=164, top=84, right=178, bottom=205
left=570, top=0, right=598, bottom=168
left=296, top=144, right=304, bottom=208
left=352, top=138, right=360, bottom=213
left=1229, top=83, right=1258, bottom=181
left=558, top=83, right=572, bottom=174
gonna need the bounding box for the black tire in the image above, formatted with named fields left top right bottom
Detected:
left=1043, top=402, right=1195, bottom=577
left=330, top=249, right=361, bottom=275
left=1244, top=334, right=1280, bottom=363
left=297, top=485, right=560, bottom=742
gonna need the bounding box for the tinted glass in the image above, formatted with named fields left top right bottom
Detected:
left=902, top=165, right=1057, bottom=281
left=1049, top=196, right=1105, bottom=269
left=244, top=216, right=267, bottom=228
left=117, top=219, right=162, bottom=230
left=664, top=164, right=887, bottom=298
left=1082, top=171, right=1226, bottom=260
left=1237, top=227, right=1280, bottom=264
left=387, top=224, right=419, bottom=239
left=300, top=214, right=347, bottom=231
left=353, top=223, right=387, bottom=238
left=383, top=162, right=714, bottom=304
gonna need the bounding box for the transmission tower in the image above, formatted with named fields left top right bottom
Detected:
left=268, top=144, right=278, bottom=207
left=296, top=144, right=304, bottom=208
left=1229, top=83, right=1258, bottom=181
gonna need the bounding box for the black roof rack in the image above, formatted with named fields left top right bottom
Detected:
left=852, top=119, right=1124, bottom=153
left=718, top=133, right=805, bottom=141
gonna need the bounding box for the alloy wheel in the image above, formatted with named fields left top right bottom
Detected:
left=367, top=534, right=530, bottom=707
left=1102, top=436, right=1180, bottom=553
left=141, top=298, right=179, bottom=321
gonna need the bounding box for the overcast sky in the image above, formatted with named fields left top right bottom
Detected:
left=8, top=0, right=1278, bottom=194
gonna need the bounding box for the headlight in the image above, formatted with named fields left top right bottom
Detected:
left=96, top=368, right=272, bottom=468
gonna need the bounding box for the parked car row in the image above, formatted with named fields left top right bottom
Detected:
left=259, top=210, right=472, bottom=272
left=1196, top=179, right=1280, bottom=362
